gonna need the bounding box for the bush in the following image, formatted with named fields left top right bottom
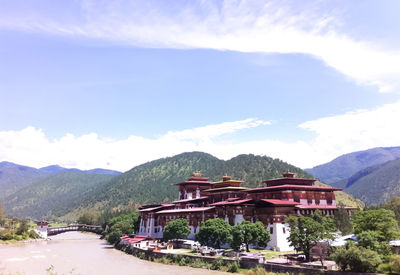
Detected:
left=332, top=243, right=382, bottom=272
left=189, top=258, right=210, bottom=269
left=211, top=256, right=224, bottom=270
left=178, top=256, right=190, bottom=266
left=154, top=257, right=172, bottom=265
left=378, top=255, right=400, bottom=274
left=227, top=260, right=240, bottom=273
left=0, top=230, right=15, bottom=240
left=137, top=252, right=146, bottom=260
left=29, top=230, right=40, bottom=239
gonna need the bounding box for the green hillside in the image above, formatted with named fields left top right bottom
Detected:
left=305, top=147, right=400, bottom=185
left=0, top=162, right=50, bottom=199
left=3, top=152, right=362, bottom=221
left=61, top=152, right=362, bottom=221
left=344, top=158, right=400, bottom=205
left=3, top=172, right=116, bottom=219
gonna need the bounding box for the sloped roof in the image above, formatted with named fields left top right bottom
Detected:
left=172, top=197, right=209, bottom=203
left=259, top=199, right=301, bottom=206
left=156, top=207, right=215, bottom=214
left=210, top=199, right=253, bottom=206
left=244, top=184, right=342, bottom=192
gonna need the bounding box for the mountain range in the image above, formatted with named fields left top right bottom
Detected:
left=306, top=147, right=400, bottom=205
left=1, top=152, right=363, bottom=221
left=0, top=161, right=121, bottom=200
left=305, top=147, right=400, bottom=184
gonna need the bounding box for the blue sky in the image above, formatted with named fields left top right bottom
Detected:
left=1, top=0, right=400, bottom=171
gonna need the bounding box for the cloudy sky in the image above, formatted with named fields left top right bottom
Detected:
left=1, top=0, right=400, bottom=172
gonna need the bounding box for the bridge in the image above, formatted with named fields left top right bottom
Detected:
left=47, top=224, right=103, bottom=236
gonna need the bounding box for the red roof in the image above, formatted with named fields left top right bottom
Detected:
left=174, top=180, right=212, bottom=186
left=210, top=199, right=252, bottom=206
left=156, top=207, right=215, bottom=214
left=295, top=205, right=338, bottom=209
left=172, top=197, right=209, bottom=203
left=227, top=197, right=240, bottom=201
left=135, top=235, right=149, bottom=238
left=121, top=234, right=150, bottom=243
left=260, top=199, right=301, bottom=206
left=244, top=184, right=341, bottom=192
left=263, top=177, right=315, bottom=186
left=139, top=204, right=174, bottom=212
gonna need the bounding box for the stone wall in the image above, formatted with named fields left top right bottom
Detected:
left=119, top=244, right=382, bottom=275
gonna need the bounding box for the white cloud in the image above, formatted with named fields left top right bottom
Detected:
left=2, top=101, right=400, bottom=172
left=1, top=0, right=400, bottom=92
left=0, top=118, right=271, bottom=171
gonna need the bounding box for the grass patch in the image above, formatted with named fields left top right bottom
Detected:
left=249, top=249, right=294, bottom=260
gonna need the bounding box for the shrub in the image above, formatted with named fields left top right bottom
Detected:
left=243, top=267, right=269, bottom=275
left=0, top=230, right=15, bottom=240
left=28, top=230, right=40, bottom=239
left=227, top=260, right=240, bottom=273
left=378, top=255, right=400, bottom=274
left=137, top=252, right=146, bottom=260
left=332, top=243, right=382, bottom=272
left=189, top=258, right=210, bottom=269
left=178, top=256, right=190, bottom=266
left=154, top=257, right=172, bottom=265
left=211, top=256, right=224, bottom=270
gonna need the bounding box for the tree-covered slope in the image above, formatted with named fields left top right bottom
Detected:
left=4, top=152, right=361, bottom=221
left=0, top=162, right=50, bottom=199
left=3, top=172, right=116, bottom=219
left=305, top=147, right=400, bottom=185
left=344, top=158, right=400, bottom=206
left=64, top=152, right=362, bottom=220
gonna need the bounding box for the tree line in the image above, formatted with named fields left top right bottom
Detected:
left=0, top=202, right=40, bottom=241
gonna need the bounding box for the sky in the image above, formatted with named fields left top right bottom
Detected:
left=1, top=0, right=400, bottom=172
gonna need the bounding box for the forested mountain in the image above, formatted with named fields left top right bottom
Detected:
left=305, top=147, right=400, bottom=185
left=3, top=172, right=116, bottom=219
left=3, top=152, right=362, bottom=221
left=342, top=158, right=400, bottom=206
left=0, top=161, right=50, bottom=199
left=60, top=152, right=362, bottom=221
left=0, top=161, right=121, bottom=201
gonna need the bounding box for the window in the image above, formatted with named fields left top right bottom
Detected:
left=293, top=192, right=300, bottom=203
left=283, top=227, right=286, bottom=234
left=307, top=192, right=313, bottom=204
left=270, top=227, right=273, bottom=234
left=326, top=193, right=333, bottom=205
left=315, top=193, right=320, bottom=205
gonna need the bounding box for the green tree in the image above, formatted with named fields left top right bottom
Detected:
left=77, top=211, right=101, bottom=225
left=352, top=209, right=398, bottom=242
left=378, top=255, right=400, bottom=274
left=381, top=196, right=400, bottom=224
left=195, top=218, right=232, bottom=249
left=104, top=209, right=139, bottom=245
left=332, top=242, right=382, bottom=273
left=16, top=219, right=30, bottom=235
left=163, top=218, right=190, bottom=241
left=286, top=210, right=335, bottom=261
left=0, top=202, right=5, bottom=226
left=230, top=221, right=271, bottom=252
left=356, top=230, right=391, bottom=256
left=334, top=206, right=353, bottom=235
